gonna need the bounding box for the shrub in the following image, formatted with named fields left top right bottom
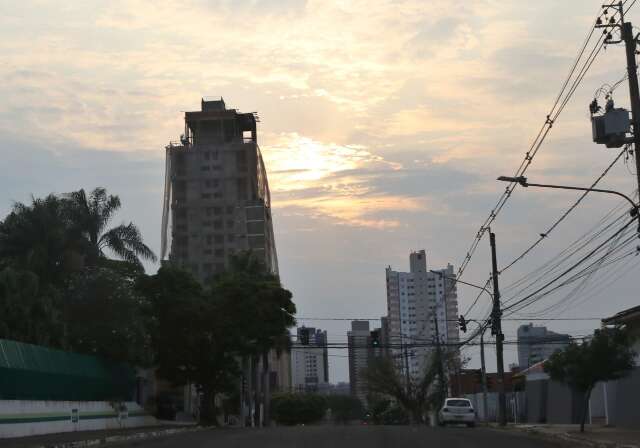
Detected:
left=271, top=393, right=327, bottom=425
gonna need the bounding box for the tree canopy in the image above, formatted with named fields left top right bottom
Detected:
left=544, top=326, right=636, bottom=432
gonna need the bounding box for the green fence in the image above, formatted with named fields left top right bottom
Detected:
left=0, top=339, right=135, bottom=401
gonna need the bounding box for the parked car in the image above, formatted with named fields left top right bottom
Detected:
left=439, top=398, right=476, bottom=427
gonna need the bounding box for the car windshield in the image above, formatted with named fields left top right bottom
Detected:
left=446, top=400, right=471, bottom=407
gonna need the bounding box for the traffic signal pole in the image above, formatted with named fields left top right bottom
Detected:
left=490, top=231, right=507, bottom=426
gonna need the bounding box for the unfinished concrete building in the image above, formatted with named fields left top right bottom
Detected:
left=161, top=98, right=278, bottom=281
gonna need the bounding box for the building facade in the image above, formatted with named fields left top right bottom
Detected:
left=291, top=327, right=329, bottom=393
left=517, top=324, right=571, bottom=369
left=385, top=250, right=459, bottom=380
left=160, top=98, right=290, bottom=404
left=161, top=98, right=277, bottom=282
left=348, top=321, right=371, bottom=405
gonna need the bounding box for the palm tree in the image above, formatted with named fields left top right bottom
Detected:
left=64, top=188, right=157, bottom=268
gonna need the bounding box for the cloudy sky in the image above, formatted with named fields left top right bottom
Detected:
left=2, top=0, right=639, bottom=381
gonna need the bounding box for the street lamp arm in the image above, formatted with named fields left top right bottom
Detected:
left=497, top=175, right=639, bottom=217
left=525, top=182, right=638, bottom=216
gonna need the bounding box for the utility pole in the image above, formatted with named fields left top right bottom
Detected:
left=403, top=340, right=411, bottom=392
left=597, top=2, right=640, bottom=197
left=433, top=315, right=447, bottom=400
left=479, top=328, right=489, bottom=424
left=490, top=231, right=507, bottom=426
left=622, top=17, right=640, bottom=192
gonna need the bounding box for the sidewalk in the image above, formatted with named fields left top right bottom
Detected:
left=503, top=423, right=640, bottom=448
left=2, top=422, right=202, bottom=448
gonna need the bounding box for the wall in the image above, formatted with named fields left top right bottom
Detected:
left=525, top=379, right=547, bottom=423
left=0, top=400, right=156, bottom=439
left=607, top=367, right=640, bottom=429
left=464, top=392, right=525, bottom=423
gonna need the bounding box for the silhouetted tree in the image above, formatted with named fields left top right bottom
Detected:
left=544, top=327, right=636, bottom=432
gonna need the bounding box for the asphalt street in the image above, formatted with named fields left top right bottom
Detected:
left=112, top=425, right=568, bottom=448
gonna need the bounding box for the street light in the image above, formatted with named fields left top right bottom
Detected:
left=497, top=175, right=639, bottom=219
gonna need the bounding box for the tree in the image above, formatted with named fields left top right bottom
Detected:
left=137, top=266, right=241, bottom=424
left=0, top=267, right=64, bottom=347
left=363, top=354, right=442, bottom=424
left=544, top=327, right=636, bottom=432
left=64, top=188, right=156, bottom=268
left=210, top=252, right=296, bottom=425
left=65, top=266, right=149, bottom=365
left=0, top=195, right=74, bottom=286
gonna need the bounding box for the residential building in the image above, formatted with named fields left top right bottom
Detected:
left=346, top=319, right=392, bottom=406
left=385, top=250, right=459, bottom=380
left=159, top=98, right=289, bottom=416
left=348, top=320, right=371, bottom=405
left=291, top=327, right=329, bottom=393
left=517, top=324, right=571, bottom=369
left=161, top=97, right=277, bottom=281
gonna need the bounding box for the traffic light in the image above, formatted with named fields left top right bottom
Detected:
left=370, top=330, right=380, bottom=348
left=299, top=327, right=310, bottom=345
left=458, top=315, right=467, bottom=333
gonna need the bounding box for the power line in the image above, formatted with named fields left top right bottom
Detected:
left=502, top=218, right=638, bottom=314
left=455, top=5, right=620, bottom=282
left=499, top=147, right=629, bottom=274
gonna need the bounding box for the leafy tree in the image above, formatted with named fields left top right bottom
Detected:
left=271, top=393, right=327, bottom=425
left=326, top=395, right=364, bottom=424
left=64, top=188, right=156, bottom=268
left=544, top=327, right=636, bottom=432
left=65, top=266, right=149, bottom=365
left=363, top=353, right=445, bottom=424
left=0, top=267, right=64, bottom=347
left=210, top=252, right=296, bottom=424
left=137, top=266, right=241, bottom=424
left=0, top=195, right=74, bottom=286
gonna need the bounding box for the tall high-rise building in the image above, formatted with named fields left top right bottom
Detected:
left=517, top=324, right=571, bottom=369
left=160, top=98, right=289, bottom=396
left=347, top=319, right=391, bottom=406
left=385, top=250, right=459, bottom=380
left=291, top=327, right=329, bottom=393
left=348, top=320, right=371, bottom=405
left=161, top=98, right=277, bottom=282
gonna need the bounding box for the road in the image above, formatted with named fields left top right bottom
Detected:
left=112, top=425, right=568, bottom=448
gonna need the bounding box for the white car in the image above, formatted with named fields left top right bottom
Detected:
left=439, top=398, right=476, bottom=427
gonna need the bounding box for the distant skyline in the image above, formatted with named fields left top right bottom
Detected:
left=1, top=1, right=639, bottom=382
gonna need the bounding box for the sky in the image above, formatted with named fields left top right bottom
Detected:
left=1, top=0, right=640, bottom=382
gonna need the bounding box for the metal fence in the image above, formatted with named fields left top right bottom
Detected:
left=0, top=339, right=135, bottom=401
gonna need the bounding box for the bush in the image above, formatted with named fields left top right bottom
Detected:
left=326, top=395, right=364, bottom=423
left=380, top=405, right=410, bottom=425
left=271, top=393, right=327, bottom=425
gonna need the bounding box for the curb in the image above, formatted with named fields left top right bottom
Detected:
left=506, top=425, right=639, bottom=448
left=38, top=425, right=211, bottom=448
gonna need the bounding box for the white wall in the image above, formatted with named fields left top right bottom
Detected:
left=0, top=400, right=156, bottom=439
